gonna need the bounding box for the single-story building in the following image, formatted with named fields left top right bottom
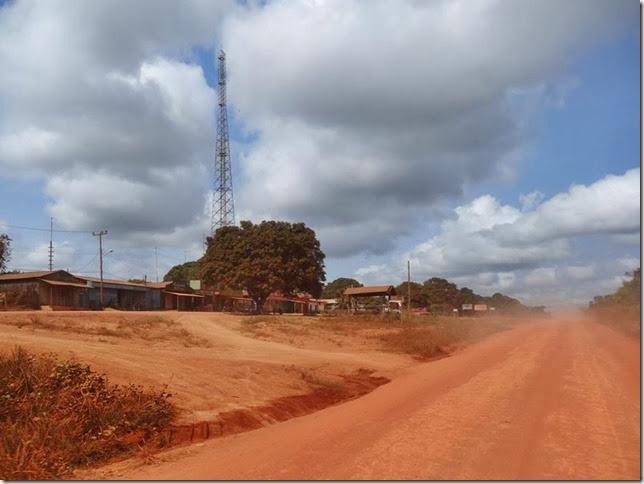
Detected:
left=0, top=270, right=90, bottom=309
left=76, top=275, right=153, bottom=310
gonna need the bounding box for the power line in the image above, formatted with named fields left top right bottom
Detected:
left=0, top=222, right=93, bottom=234
left=71, top=255, right=98, bottom=273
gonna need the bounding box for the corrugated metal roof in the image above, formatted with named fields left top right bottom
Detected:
left=146, top=281, right=173, bottom=289
left=0, top=270, right=57, bottom=281
left=344, top=285, right=396, bottom=296
left=164, top=291, right=205, bottom=298
left=76, top=275, right=154, bottom=288
left=41, top=279, right=89, bottom=289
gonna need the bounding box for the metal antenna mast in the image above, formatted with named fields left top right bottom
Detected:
left=211, top=49, right=235, bottom=235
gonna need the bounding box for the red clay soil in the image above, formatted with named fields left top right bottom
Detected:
left=82, top=318, right=640, bottom=481
left=167, top=371, right=390, bottom=444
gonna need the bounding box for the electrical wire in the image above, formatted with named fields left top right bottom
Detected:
left=71, top=255, right=98, bottom=273
left=0, top=222, right=93, bottom=234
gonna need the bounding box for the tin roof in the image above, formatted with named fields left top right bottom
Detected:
left=344, top=285, right=396, bottom=297
left=164, top=291, right=204, bottom=298
left=76, top=275, right=158, bottom=289
left=41, top=279, right=90, bottom=289
left=0, top=270, right=58, bottom=281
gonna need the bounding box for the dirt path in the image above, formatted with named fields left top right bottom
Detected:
left=88, top=318, right=640, bottom=480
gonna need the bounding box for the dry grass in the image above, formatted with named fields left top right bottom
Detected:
left=0, top=347, right=177, bottom=480
left=239, top=312, right=515, bottom=360
left=0, top=314, right=211, bottom=348
left=588, top=305, right=640, bottom=338
left=297, top=368, right=347, bottom=394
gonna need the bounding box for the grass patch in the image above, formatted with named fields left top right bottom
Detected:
left=376, top=317, right=513, bottom=359
left=588, top=305, right=640, bottom=338
left=0, top=314, right=210, bottom=348
left=298, top=368, right=346, bottom=394
left=0, top=347, right=177, bottom=480
left=240, top=316, right=311, bottom=339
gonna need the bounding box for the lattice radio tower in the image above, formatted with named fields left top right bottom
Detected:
left=211, top=49, right=235, bottom=235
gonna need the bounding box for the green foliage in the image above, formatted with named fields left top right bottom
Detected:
left=163, top=261, right=200, bottom=285
left=394, top=281, right=429, bottom=308
left=589, top=268, right=641, bottom=308
left=200, top=221, right=326, bottom=312
left=321, top=277, right=362, bottom=299
left=0, top=347, right=176, bottom=480
left=423, top=277, right=460, bottom=311
left=0, top=234, right=11, bottom=274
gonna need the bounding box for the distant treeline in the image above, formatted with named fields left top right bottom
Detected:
left=322, top=276, right=546, bottom=315
left=588, top=268, right=640, bottom=309
left=162, top=260, right=547, bottom=315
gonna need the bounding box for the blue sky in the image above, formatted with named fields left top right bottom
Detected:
left=0, top=0, right=639, bottom=310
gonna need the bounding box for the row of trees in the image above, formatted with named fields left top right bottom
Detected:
left=161, top=220, right=546, bottom=314
left=589, top=268, right=640, bottom=308
left=320, top=275, right=544, bottom=314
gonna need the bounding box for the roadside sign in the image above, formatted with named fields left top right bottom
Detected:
left=462, top=303, right=473, bottom=310
left=474, top=304, right=488, bottom=311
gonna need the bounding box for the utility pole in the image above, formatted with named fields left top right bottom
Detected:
left=407, top=260, right=411, bottom=315
left=155, top=246, right=159, bottom=282
left=92, top=230, right=107, bottom=308
left=48, top=217, right=54, bottom=271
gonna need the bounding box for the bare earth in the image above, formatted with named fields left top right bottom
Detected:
left=0, top=311, right=639, bottom=480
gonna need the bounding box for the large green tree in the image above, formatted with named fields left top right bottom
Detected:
left=423, top=277, right=460, bottom=310
left=321, top=277, right=362, bottom=299
left=0, top=234, right=11, bottom=274
left=163, top=260, right=200, bottom=285
left=200, top=221, right=326, bottom=312
left=395, top=281, right=430, bottom=308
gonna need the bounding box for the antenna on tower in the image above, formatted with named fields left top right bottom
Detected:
left=211, top=49, right=235, bottom=235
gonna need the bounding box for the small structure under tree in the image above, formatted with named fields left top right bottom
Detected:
left=343, top=285, right=397, bottom=313
left=200, top=220, right=326, bottom=313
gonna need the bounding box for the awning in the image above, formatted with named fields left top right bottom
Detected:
left=163, top=291, right=205, bottom=298
left=41, top=279, right=89, bottom=289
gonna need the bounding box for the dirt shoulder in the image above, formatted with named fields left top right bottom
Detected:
left=0, top=311, right=415, bottom=424
left=0, top=310, right=524, bottom=475
left=78, top=318, right=640, bottom=481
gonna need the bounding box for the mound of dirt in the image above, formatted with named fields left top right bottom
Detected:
left=167, top=370, right=390, bottom=444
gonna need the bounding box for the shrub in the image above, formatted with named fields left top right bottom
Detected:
left=0, top=347, right=176, bottom=480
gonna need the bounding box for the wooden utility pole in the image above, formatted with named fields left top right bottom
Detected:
left=407, top=260, right=411, bottom=315
left=48, top=217, right=54, bottom=271
left=92, top=230, right=107, bottom=307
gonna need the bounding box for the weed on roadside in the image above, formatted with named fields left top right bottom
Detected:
left=298, top=368, right=346, bottom=394
left=0, top=347, right=177, bottom=480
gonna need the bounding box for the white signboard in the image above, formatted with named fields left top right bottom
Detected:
left=474, top=304, right=488, bottom=311
left=462, top=303, right=473, bottom=310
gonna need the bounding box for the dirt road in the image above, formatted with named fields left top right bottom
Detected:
left=93, top=318, right=640, bottom=480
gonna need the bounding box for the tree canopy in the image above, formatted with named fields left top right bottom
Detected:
left=0, top=234, right=11, bottom=274
left=423, top=277, right=460, bottom=310
left=321, top=277, right=362, bottom=299
left=394, top=281, right=429, bottom=308
left=163, top=261, right=200, bottom=285
left=200, top=220, right=326, bottom=312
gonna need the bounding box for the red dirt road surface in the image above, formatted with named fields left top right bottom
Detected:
left=90, top=318, right=640, bottom=480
